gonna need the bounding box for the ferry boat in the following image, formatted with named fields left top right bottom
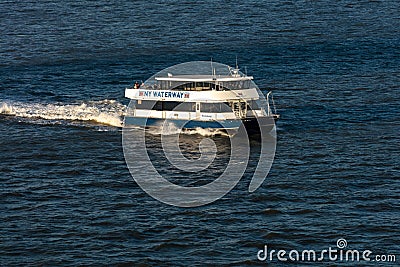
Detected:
left=124, top=61, right=279, bottom=134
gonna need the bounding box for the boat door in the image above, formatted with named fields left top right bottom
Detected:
left=161, top=102, right=166, bottom=119
left=231, top=100, right=247, bottom=118
left=195, top=102, right=200, bottom=119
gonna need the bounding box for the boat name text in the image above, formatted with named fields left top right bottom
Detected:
left=139, top=90, right=190, bottom=99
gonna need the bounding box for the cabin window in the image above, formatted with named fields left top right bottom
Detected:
left=173, top=102, right=196, bottom=112
left=136, top=100, right=159, bottom=110
left=136, top=100, right=196, bottom=111
left=247, top=100, right=261, bottom=110
left=162, top=101, right=179, bottom=111
left=163, top=101, right=195, bottom=111
left=171, top=82, right=216, bottom=91
left=200, top=102, right=232, bottom=113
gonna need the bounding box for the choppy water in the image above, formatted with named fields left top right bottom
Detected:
left=1, top=0, right=399, bottom=266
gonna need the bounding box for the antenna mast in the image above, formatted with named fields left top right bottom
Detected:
left=235, top=55, right=238, bottom=69
left=210, top=57, right=213, bottom=76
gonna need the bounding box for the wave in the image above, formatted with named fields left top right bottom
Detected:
left=0, top=99, right=125, bottom=127
left=142, top=121, right=231, bottom=137
left=1, top=100, right=231, bottom=136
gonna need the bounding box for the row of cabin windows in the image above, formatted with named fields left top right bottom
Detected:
left=136, top=100, right=261, bottom=112
left=136, top=100, right=195, bottom=111
left=174, top=82, right=224, bottom=91
left=149, top=81, right=253, bottom=91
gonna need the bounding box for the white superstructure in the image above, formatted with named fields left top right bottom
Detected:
left=124, top=61, right=278, bottom=133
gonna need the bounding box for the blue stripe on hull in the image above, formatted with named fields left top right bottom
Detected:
left=124, top=117, right=241, bottom=129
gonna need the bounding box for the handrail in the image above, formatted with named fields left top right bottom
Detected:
left=266, top=91, right=272, bottom=116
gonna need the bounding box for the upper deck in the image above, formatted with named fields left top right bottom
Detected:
left=155, top=74, right=253, bottom=82
left=148, top=73, right=253, bottom=91
left=126, top=61, right=266, bottom=100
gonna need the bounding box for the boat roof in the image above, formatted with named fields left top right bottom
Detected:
left=155, top=74, right=253, bottom=82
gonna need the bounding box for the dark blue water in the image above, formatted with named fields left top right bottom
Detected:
left=1, top=0, right=399, bottom=266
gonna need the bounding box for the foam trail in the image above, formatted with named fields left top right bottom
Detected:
left=1, top=100, right=231, bottom=135
left=145, top=122, right=231, bottom=137
left=0, top=100, right=126, bottom=127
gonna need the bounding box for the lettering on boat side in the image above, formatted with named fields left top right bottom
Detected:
left=139, top=90, right=190, bottom=99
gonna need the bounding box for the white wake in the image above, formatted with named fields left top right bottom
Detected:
left=1, top=100, right=232, bottom=136
left=145, top=122, right=231, bottom=137
left=0, top=99, right=126, bottom=127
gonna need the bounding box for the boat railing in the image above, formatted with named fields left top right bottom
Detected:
left=266, top=91, right=272, bottom=116
left=265, top=91, right=278, bottom=117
